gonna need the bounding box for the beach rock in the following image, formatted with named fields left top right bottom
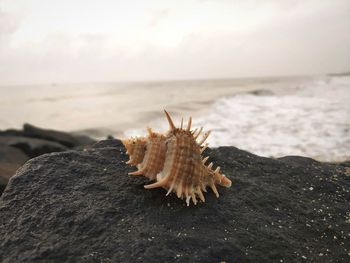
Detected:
left=0, top=124, right=96, bottom=148
left=0, top=140, right=349, bottom=262
left=0, top=125, right=96, bottom=194
left=72, top=134, right=96, bottom=146
left=23, top=123, right=80, bottom=147
left=0, top=145, right=29, bottom=189
left=247, top=89, right=274, bottom=96
left=0, top=128, right=27, bottom=137
left=0, top=144, right=29, bottom=164
left=0, top=136, right=68, bottom=158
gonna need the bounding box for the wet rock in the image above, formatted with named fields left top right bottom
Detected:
left=0, top=140, right=349, bottom=262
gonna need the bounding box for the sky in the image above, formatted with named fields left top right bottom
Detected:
left=0, top=0, right=349, bottom=85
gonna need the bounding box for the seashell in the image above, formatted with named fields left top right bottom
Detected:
left=122, top=110, right=232, bottom=206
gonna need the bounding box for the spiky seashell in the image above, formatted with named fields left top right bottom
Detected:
left=122, top=110, right=232, bottom=206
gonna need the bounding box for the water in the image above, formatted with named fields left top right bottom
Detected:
left=1, top=75, right=349, bottom=161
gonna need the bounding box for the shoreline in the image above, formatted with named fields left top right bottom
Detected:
left=0, top=75, right=319, bottom=134
left=0, top=75, right=349, bottom=162
left=1, top=122, right=349, bottom=195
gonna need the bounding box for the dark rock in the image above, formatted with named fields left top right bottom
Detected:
left=107, top=134, right=116, bottom=140
left=72, top=136, right=98, bottom=152
left=0, top=128, right=27, bottom=137
left=0, top=184, right=5, bottom=195
left=0, top=145, right=29, bottom=164
left=0, top=125, right=96, bottom=194
left=0, top=140, right=349, bottom=262
left=0, top=145, right=29, bottom=187
left=23, top=123, right=80, bottom=147
left=0, top=136, right=68, bottom=158
left=0, top=125, right=96, bottom=148
left=72, top=134, right=96, bottom=146
left=247, top=89, right=274, bottom=96
left=93, top=139, right=124, bottom=149
left=0, top=163, right=22, bottom=186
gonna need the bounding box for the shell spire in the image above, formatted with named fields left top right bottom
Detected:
left=121, top=110, right=232, bottom=206
left=164, top=110, right=176, bottom=131
left=186, top=116, right=192, bottom=131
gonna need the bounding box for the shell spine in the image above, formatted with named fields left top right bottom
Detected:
left=122, top=110, right=232, bottom=206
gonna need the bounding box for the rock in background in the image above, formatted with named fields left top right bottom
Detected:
left=0, top=145, right=29, bottom=193
left=0, top=124, right=96, bottom=193
left=0, top=140, right=349, bottom=262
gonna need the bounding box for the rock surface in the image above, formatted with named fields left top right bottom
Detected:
left=0, top=140, right=349, bottom=262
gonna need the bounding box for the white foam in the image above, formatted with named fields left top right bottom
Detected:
left=125, top=76, right=350, bottom=162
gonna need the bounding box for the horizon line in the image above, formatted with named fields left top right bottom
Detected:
left=1, top=71, right=349, bottom=88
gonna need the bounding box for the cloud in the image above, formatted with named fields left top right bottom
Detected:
left=0, top=0, right=349, bottom=85
left=148, top=9, right=170, bottom=27
left=0, top=9, right=21, bottom=47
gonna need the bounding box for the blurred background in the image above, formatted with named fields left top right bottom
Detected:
left=0, top=0, right=349, bottom=162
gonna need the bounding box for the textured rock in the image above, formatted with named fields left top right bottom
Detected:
left=0, top=140, right=349, bottom=262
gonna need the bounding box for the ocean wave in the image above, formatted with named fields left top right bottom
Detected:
left=194, top=94, right=349, bottom=162
left=125, top=76, right=350, bottom=162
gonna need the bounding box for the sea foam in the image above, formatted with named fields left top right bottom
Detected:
left=125, top=76, right=350, bottom=162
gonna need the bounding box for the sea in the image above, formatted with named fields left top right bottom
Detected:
left=1, top=74, right=349, bottom=162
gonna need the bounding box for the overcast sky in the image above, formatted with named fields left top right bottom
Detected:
left=0, top=0, right=349, bottom=85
